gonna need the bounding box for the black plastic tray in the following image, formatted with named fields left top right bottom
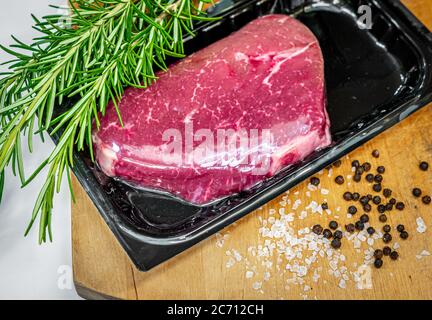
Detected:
left=70, top=0, right=432, bottom=271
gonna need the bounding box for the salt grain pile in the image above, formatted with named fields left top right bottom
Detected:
left=214, top=156, right=431, bottom=299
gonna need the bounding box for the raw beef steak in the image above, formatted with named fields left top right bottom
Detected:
left=94, top=14, right=331, bottom=204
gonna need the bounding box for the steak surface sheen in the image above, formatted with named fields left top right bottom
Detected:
left=94, top=14, right=331, bottom=204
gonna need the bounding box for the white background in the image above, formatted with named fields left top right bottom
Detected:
left=0, top=0, right=80, bottom=299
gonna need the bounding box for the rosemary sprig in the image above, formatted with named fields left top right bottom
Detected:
left=0, top=0, right=214, bottom=243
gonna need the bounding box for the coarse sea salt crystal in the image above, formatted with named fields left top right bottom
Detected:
left=338, top=279, right=347, bottom=289
left=357, top=233, right=367, bottom=242
left=226, top=257, right=235, bottom=268
left=416, top=250, right=431, bottom=260
left=252, top=282, right=262, bottom=290
left=321, top=188, right=330, bottom=195
left=246, top=271, right=254, bottom=279
left=292, top=200, right=301, bottom=210
left=299, top=211, right=308, bottom=219
left=307, top=183, right=318, bottom=191
left=232, top=249, right=242, bottom=262
left=416, top=217, right=427, bottom=233
left=421, top=250, right=431, bottom=256
left=216, top=239, right=225, bottom=248
left=353, top=238, right=361, bottom=249
left=297, top=266, right=308, bottom=277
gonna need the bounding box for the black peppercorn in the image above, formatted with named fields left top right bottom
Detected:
left=367, top=194, right=373, bottom=200
left=360, top=196, right=370, bottom=205
left=321, top=202, right=329, bottom=210
left=356, top=166, right=365, bottom=175
left=348, top=206, right=358, bottom=215
left=343, top=192, right=353, bottom=201
left=333, top=160, right=342, bottom=167
left=374, top=258, right=383, bottom=269
left=377, top=166, right=385, bottom=174
left=383, top=233, right=392, bottom=243
left=383, top=246, right=392, bottom=256
left=383, top=188, right=392, bottom=198
left=362, top=162, right=372, bottom=172
left=385, top=203, right=393, bottom=211
left=352, top=160, right=360, bottom=168
left=363, top=203, right=372, bottom=213
left=360, top=214, right=369, bottom=223
left=310, top=177, right=320, bottom=186
left=374, top=174, right=383, bottom=183
left=396, top=202, right=405, bottom=211
left=367, top=227, right=375, bottom=235
left=329, top=221, right=338, bottom=230
left=352, top=192, right=360, bottom=201
left=335, top=175, right=345, bottom=185
left=422, top=195, right=431, bottom=205
left=396, top=224, right=405, bottom=233
left=366, top=174, right=374, bottom=183
left=373, top=183, right=382, bottom=192
left=373, top=196, right=382, bottom=205
left=390, top=251, right=399, bottom=261
left=372, top=149, right=380, bottom=158
left=400, top=231, right=409, bottom=240
left=355, top=221, right=365, bottom=231
left=334, top=230, right=343, bottom=239
left=412, top=188, right=422, bottom=198
left=389, top=198, right=397, bottom=205
left=419, top=161, right=429, bottom=171
left=379, top=214, right=388, bottom=223
left=374, top=249, right=384, bottom=259
left=383, top=225, right=391, bottom=233
left=378, top=204, right=386, bottom=213
left=345, top=224, right=355, bottom=233
left=331, top=238, right=342, bottom=249
left=323, top=229, right=333, bottom=239
left=353, top=174, right=362, bottom=182
left=312, top=224, right=323, bottom=235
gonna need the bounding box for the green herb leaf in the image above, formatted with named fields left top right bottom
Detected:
left=0, top=0, right=214, bottom=242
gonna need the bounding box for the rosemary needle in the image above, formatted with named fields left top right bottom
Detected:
left=0, top=0, right=214, bottom=243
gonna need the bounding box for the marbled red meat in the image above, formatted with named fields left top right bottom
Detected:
left=93, top=14, right=331, bottom=204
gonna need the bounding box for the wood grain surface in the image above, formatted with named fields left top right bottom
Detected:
left=72, top=0, right=432, bottom=300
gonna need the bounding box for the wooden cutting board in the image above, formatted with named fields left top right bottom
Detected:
left=72, top=0, right=432, bottom=300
